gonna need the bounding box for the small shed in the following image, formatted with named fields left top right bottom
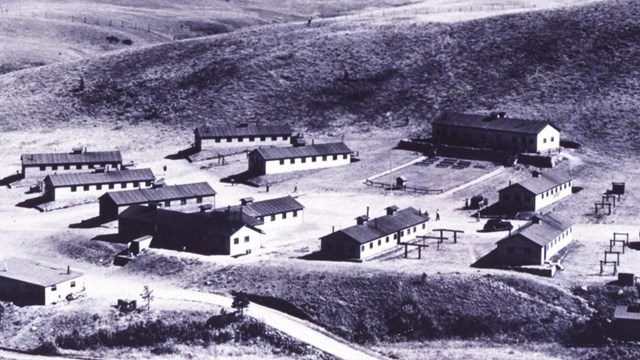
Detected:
left=396, top=176, right=407, bottom=189
left=619, top=273, right=636, bottom=286
left=612, top=182, right=626, bottom=195
left=614, top=304, right=640, bottom=339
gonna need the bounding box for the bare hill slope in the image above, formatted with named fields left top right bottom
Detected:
left=1, top=0, right=640, bottom=156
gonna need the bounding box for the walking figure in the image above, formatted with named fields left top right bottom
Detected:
left=307, top=18, right=312, bottom=26
left=436, top=209, right=440, bottom=221
left=266, top=182, right=270, bottom=192
left=293, top=185, right=298, bottom=193
left=231, top=178, right=235, bottom=186
left=163, top=165, right=167, bottom=172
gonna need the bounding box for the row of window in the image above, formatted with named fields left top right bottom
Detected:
left=360, top=224, right=427, bottom=252
left=277, top=154, right=348, bottom=165
left=546, top=228, right=572, bottom=250
left=51, top=281, right=76, bottom=291
left=159, top=197, right=204, bottom=207
left=213, top=136, right=289, bottom=143
left=37, top=163, right=119, bottom=171
left=257, top=210, right=299, bottom=222
left=541, top=182, right=571, bottom=199
left=435, top=128, right=556, bottom=146
left=69, top=181, right=152, bottom=192
left=233, top=235, right=251, bottom=245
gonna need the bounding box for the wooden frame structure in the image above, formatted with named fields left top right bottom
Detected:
left=605, top=250, right=621, bottom=265
left=595, top=202, right=612, bottom=215
left=600, top=260, right=618, bottom=275
left=432, top=229, right=464, bottom=244
left=399, top=236, right=442, bottom=259
left=614, top=232, right=630, bottom=245
left=610, top=239, right=627, bottom=253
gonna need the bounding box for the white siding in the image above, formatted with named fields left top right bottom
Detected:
left=257, top=209, right=304, bottom=231
left=51, top=181, right=153, bottom=201
left=544, top=226, right=573, bottom=261
left=199, top=136, right=291, bottom=150
left=533, top=180, right=572, bottom=211
left=358, top=221, right=430, bottom=260
left=535, top=125, right=561, bottom=153
left=43, top=276, right=85, bottom=305
left=228, top=226, right=262, bottom=256
left=262, top=154, right=351, bottom=174
left=24, top=163, right=121, bottom=178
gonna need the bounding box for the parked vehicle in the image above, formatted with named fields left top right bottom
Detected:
left=483, top=219, right=513, bottom=232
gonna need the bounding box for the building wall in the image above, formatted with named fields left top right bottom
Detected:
left=23, top=162, right=121, bottom=178
left=533, top=180, right=572, bottom=211
left=252, top=153, right=351, bottom=175
left=197, top=135, right=291, bottom=150
left=255, top=209, right=304, bottom=231
left=535, top=125, right=561, bottom=153
left=357, top=221, right=430, bottom=260
left=43, top=277, right=85, bottom=305
left=544, top=226, right=573, bottom=261
left=0, top=277, right=45, bottom=305
left=228, top=226, right=262, bottom=256
left=496, top=235, right=544, bottom=265
left=49, top=180, right=153, bottom=201
left=100, top=194, right=215, bottom=220
left=499, top=180, right=572, bottom=212
left=320, top=237, right=360, bottom=259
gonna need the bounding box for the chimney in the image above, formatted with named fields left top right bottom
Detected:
left=240, top=197, right=254, bottom=206
left=366, top=206, right=370, bottom=217
left=67, top=265, right=70, bottom=275
left=531, top=216, right=541, bottom=224
left=386, top=205, right=399, bottom=216
left=532, top=170, right=541, bottom=178
left=356, top=215, right=369, bottom=225
left=72, top=146, right=83, bottom=154
left=332, top=226, right=335, bottom=233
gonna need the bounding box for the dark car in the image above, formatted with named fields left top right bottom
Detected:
left=483, top=219, right=513, bottom=232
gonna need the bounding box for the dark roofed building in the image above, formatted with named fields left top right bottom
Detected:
left=432, top=111, right=561, bottom=153
left=248, top=142, right=352, bottom=175
left=614, top=304, right=640, bottom=339
left=43, top=169, right=155, bottom=201
left=0, top=258, right=84, bottom=305
left=320, top=206, right=430, bottom=261
left=194, top=124, right=292, bottom=150
left=118, top=205, right=264, bottom=256
left=231, top=196, right=304, bottom=229
left=99, top=182, right=217, bottom=220
left=498, top=170, right=573, bottom=212
left=495, top=212, right=573, bottom=265
left=21, top=148, right=123, bottom=178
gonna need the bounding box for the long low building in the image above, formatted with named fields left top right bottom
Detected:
left=233, top=196, right=304, bottom=230
left=21, top=148, right=123, bottom=178
left=248, top=142, right=352, bottom=175
left=195, top=124, right=292, bottom=151
left=432, top=111, right=561, bottom=153
left=118, top=204, right=264, bottom=256
left=320, top=206, right=430, bottom=261
left=498, top=170, right=573, bottom=213
left=98, top=182, right=217, bottom=220
left=0, top=258, right=84, bottom=305
left=495, top=212, right=573, bottom=266
left=43, top=169, right=155, bottom=201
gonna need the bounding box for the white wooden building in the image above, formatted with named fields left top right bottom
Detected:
left=432, top=112, right=561, bottom=153
left=194, top=124, right=292, bottom=151
left=236, top=196, right=304, bottom=230
left=248, top=142, right=352, bottom=175
left=498, top=170, right=573, bottom=212
left=0, top=258, right=84, bottom=305
left=495, top=212, right=573, bottom=265
left=320, top=206, right=430, bottom=261
left=43, top=169, right=155, bottom=201
left=21, top=148, right=122, bottom=178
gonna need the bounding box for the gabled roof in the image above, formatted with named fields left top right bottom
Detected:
left=45, top=169, right=155, bottom=187
left=100, top=182, right=216, bottom=206
left=433, top=112, right=560, bottom=135
left=250, top=143, right=352, bottom=161
left=119, top=205, right=263, bottom=234
left=0, top=258, right=83, bottom=287
left=321, top=207, right=429, bottom=245
left=21, top=151, right=122, bottom=166
left=498, top=212, right=572, bottom=247
left=240, top=196, right=304, bottom=217
left=499, top=170, right=572, bottom=195
left=195, top=124, right=292, bottom=139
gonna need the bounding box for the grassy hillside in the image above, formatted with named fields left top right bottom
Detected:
left=1, top=0, right=640, bottom=157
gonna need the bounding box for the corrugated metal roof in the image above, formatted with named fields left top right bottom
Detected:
left=21, top=151, right=122, bottom=166
left=242, top=196, right=304, bottom=217
left=0, top=258, right=83, bottom=287
left=498, top=212, right=572, bottom=247
left=500, top=170, right=572, bottom=195
left=46, top=169, right=155, bottom=187
left=321, top=207, right=429, bottom=245
left=195, top=124, right=292, bottom=139
left=251, top=142, right=352, bottom=160
left=100, top=182, right=216, bottom=206
left=433, top=112, right=559, bottom=135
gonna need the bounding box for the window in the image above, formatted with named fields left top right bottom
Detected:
left=215, top=138, right=221, bottom=143
left=301, top=157, right=306, bottom=163
left=146, top=181, right=152, bottom=187
left=290, top=158, right=295, bottom=164
left=393, top=234, right=397, bottom=239
left=76, top=164, right=82, bottom=170
left=333, top=155, right=338, bottom=160
left=96, top=184, right=102, bottom=190
left=343, top=154, right=348, bottom=159
left=165, top=201, right=171, bottom=207
left=244, top=236, right=250, bottom=243
left=51, top=285, right=57, bottom=291
left=260, top=136, right=266, bottom=141
left=271, top=136, right=277, bottom=141
left=249, top=137, right=255, bottom=142
left=271, top=215, right=276, bottom=221
left=283, top=136, right=289, bottom=141
left=196, top=197, right=203, bottom=204
left=413, top=226, right=417, bottom=232
left=551, top=137, right=555, bottom=142
left=280, top=159, right=285, bottom=165
left=234, top=238, right=239, bottom=244
left=133, top=182, right=139, bottom=188
left=361, top=245, right=365, bottom=251
left=543, top=138, right=547, bottom=143
left=322, top=156, right=327, bottom=161
left=71, top=186, right=77, bottom=192
left=227, top=137, right=232, bottom=142
left=52, top=165, right=58, bottom=170
left=386, top=236, right=389, bottom=243
left=312, top=157, right=317, bottom=162
left=422, top=224, right=426, bottom=229
left=369, top=243, right=373, bottom=249
left=293, top=210, right=298, bottom=217
left=282, top=212, right=287, bottom=219
left=181, top=199, right=187, bottom=205
left=109, top=184, right=115, bottom=189
left=378, top=240, right=381, bottom=245
left=400, top=230, right=404, bottom=237
left=71, top=281, right=76, bottom=288
left=83, top=185, right=90, bottom=191
left=64, top=165, right=70, bottom=170
left=238, top=137, right=243, bottom=142
left=121, top=183, right=127, bottom=189
left=40, top=165, right=46, bottom=171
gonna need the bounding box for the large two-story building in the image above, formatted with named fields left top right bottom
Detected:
left=21, top=148, right=122, bottom=178
left=194, top=124, right=292, bottom=151
left=320, top=206, right=430, bottom=261
left=432, top=112, right=561, bottom=153
left=248, top=142, right=352, bottom=175
left=498, top=170, right=573, bottom=213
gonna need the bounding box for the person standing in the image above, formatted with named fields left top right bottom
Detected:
left=436, top=209, right=440, bottom=221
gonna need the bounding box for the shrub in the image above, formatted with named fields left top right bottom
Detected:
left=121, top=39, right=133, bottom=45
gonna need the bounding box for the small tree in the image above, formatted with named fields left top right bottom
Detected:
left=231, top=292, right=250, bottom=317
left=0, top=304, right=4, bottom=323
left=140, top=285, right=154, bottom=311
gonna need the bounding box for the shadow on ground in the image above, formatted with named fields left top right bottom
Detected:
left=15, top=195, right=48, bottom=210
left=70, top=216, right=111, bottom=229
left=165, top=146, right=199, bottom=161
